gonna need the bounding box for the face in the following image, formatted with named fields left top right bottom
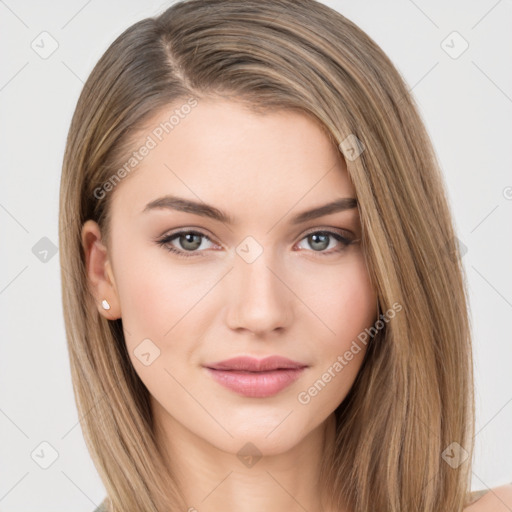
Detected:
left=84, top=98, right=377, bottom=458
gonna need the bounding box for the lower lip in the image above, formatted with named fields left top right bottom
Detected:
left=204, top=367, right=305, bottom=398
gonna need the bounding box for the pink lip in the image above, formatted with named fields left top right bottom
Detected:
left=204, top=356, right=308, bottom=398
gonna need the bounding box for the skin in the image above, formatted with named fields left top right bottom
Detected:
left=464, top=484, right=512, bottom=512
left=82, top=98, right=380, bottom=512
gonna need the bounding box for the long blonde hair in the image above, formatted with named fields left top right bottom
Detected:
left=58, top=1, right=475, bottom=510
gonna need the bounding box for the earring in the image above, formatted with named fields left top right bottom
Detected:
left=101, top=299, right=111, bottom=311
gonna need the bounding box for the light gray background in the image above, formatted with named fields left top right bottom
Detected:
left=1, top=1, right=511, bottom=510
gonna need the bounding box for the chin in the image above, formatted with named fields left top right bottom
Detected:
left=208, top=417, right=316, bottom=458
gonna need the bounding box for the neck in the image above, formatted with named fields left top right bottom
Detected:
left=153, top=401, right=344, bottom=512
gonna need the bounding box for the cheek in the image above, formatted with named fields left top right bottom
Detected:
left=111, top=242, right=223, bottom=365
left=301, top=253, right=377, bottom=346
left=111, top=246, right=207, bottom=392
left=111, top=243, right=192, bottom=343
left=337, top=264, right=376, bottom=339
left=294, top=256, right=376, bottom=411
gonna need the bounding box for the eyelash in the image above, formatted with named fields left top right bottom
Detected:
left=155, top=228, right=356, bottom=259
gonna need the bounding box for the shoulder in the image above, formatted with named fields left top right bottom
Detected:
left=464, top=483, right=512, bottom=511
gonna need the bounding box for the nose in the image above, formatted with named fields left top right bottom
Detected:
left=224, top=248, right=294, bottom=336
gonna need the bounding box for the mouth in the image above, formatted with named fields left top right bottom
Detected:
left=203, top=356, right=308, bottom=398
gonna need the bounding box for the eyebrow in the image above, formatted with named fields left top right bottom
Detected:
left=142, top=195, right=358, bottom=225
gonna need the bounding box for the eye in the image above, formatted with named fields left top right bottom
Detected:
left=155, top=229, right=218, bottom=258
left=155, top=228, right=357, bottom=259
left=295, top=229, right=355, bottom=255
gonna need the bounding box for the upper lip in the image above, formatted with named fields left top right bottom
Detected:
left=205, top=356, right=307, bottom=372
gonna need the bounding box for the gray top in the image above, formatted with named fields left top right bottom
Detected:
left=92, top=489, right=499, bottom=510
left=93, top=501, right=108, bottom=512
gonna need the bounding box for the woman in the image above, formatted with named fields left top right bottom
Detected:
left=58, top=0, right=511, bottom=510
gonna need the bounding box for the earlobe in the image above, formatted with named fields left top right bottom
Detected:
left=81, top=219, right=121, bottom=319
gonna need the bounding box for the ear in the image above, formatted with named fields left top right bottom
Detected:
left=81, top=219, right=121, bottom=319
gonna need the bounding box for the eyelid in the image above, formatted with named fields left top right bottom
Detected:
left=155, top=227, right=219, bottom=244
left=299, top=225, right=355, bottom=239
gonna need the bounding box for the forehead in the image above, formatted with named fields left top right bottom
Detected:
left=109, top=98, right=355, bottom=221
